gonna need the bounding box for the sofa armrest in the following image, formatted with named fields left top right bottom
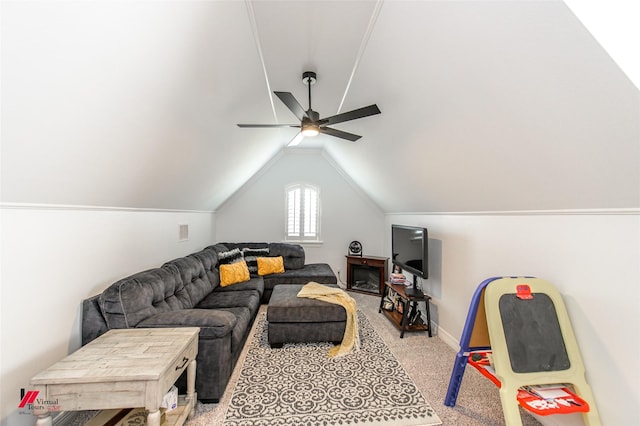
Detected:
left=82, top=295, right=109, bottom=345
left=136, top=309, right=237, bottom=339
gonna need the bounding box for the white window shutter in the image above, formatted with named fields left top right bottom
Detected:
left=303, top=187, right=317, bottom=237
left=287, top=187, right=300, bottom=237
left=285, top=184, right=320, bottom=241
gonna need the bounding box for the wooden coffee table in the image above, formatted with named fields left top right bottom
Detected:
left=30, top=327, right=199, bottom=426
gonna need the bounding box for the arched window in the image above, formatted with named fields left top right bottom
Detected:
left=285, top=183, right=320, bottom=241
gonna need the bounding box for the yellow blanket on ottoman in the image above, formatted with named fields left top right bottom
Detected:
left=297, top=282, right=360, bottom=358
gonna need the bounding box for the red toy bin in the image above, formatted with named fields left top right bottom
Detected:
left=516, top=387, right=590, bottom=416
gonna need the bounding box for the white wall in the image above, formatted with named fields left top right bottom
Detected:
left=215, top=149, right=385, bottom=282
left=0, top=206, right=215, bottom=425
left=1, top=0, right=274, bottom=212
left=384, top=211, right=640, bottom=425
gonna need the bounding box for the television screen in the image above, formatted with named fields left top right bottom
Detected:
left=391, top=224, right=428, bottom=279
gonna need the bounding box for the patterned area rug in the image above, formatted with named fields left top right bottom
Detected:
left=223, top=311, right=442, bottom=426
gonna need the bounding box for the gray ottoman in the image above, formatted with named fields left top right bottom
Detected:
left=267, top=284, right=347, bottom=348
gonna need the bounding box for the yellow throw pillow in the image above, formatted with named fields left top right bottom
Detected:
left=257, top=256, right=285, bottom=276
left=219, top=260, right=250, bottom=287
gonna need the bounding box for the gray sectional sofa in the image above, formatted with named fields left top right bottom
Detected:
left=81, top=242, right=336, bottom=402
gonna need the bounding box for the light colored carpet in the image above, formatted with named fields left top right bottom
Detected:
left=187, top=291, right=543, bottom=426
left=222, top=311, right=441, bottom=425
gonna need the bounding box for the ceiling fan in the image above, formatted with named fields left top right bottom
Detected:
left=237, top=71, right=381, bottom=146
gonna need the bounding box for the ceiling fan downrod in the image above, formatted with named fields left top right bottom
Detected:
left=302, top=71, right=316, bottom=112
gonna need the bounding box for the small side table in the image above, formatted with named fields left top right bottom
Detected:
left=30, top=327, right=199, bottom=426
left=379, top=282, right=432, bottom=338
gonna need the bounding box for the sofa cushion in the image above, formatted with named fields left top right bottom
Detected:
left=242, top=247, right=270, bottom=274
left=205, top=243, right=229, bottom=253
left=188, top=248, right=220, bottom=291
left=262, top=263, right=337, bottom=288
left=136, top=309, right=237, bottom=339
left=212, top=276, right=264, bottom=298
left=220, top=260, right=250, bottom=287
left=196, top=289, right=260, bottom=317
left=218, top=248, right=243, bottom=265
left=257, top=256, right=285, bottom=275
left=222, top=242, right=269, bottom=251
left=99, top=264, right=190, bottom=329
left=269, top=243, right=305, bottom=269
left=82, top=295, right=109, bottom=345
left=163, top=256, right=213, bottom=307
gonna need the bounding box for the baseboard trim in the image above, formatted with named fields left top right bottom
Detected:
left=435, top=324, right=461, bottom=352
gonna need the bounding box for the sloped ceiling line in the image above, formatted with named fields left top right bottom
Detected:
left=320, top=150, right=384, bottom=216
left=245, top=0, right=277, bottom=123
left=215, top=148, right=287, bottom=214
left=337, top=0, right=385, bottom=114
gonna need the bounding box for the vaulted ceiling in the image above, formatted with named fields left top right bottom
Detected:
left=2, top=1, right=638, bottom=212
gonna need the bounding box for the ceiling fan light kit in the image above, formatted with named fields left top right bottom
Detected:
left=301, top=122, right=320, bottom=137
left=238, top=71, right=380, bottom=146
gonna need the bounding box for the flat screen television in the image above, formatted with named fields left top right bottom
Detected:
left=391, top=224, right=428, bottom=296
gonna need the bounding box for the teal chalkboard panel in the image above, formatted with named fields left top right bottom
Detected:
left=499, top=293, right=570, bottom=373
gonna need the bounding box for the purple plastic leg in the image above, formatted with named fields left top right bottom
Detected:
left=444, top=277, right=500, bottom=407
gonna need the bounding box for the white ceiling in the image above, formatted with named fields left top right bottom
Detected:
left=2, top=0, right=638, bottom=212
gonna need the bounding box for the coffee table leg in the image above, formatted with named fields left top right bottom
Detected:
left=187, top=358, right=197, bottom=419
left=147, top=409, right=161, bottom=426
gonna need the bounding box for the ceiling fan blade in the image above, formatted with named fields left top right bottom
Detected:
left=320, top=127, right=362, bottom=142
left=274, top=91, right=308, bottom=121
left=322, top=104, right=381, bottom=126
left=237, top=124, right=300, bottom=128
